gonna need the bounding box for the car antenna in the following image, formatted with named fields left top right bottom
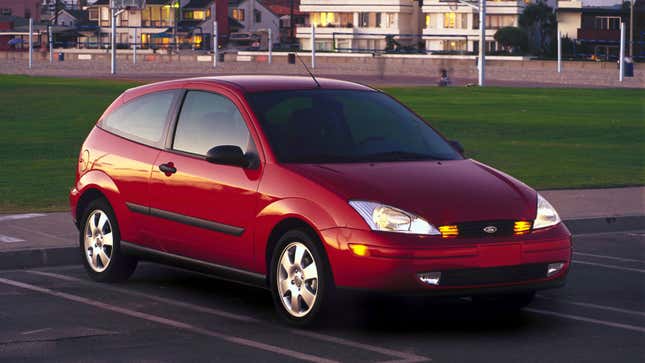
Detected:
left=294, top=52, right=321, bottom=88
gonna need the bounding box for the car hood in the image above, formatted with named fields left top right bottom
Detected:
left=284, top=159, right=537, bottom=226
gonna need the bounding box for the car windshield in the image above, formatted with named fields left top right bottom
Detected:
left=246, top=89, right=462, bottom=164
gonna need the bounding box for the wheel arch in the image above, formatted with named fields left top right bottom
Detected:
left=73, top=170, right=134, bottom=240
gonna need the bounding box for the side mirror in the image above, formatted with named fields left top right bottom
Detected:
left=449, top=140, right=464, bottom=154
left=205, top=145, right=248, bottom=168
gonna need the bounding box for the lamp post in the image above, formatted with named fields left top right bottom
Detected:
left=451, top=0, right=486, bottom=86
left=629, top=0, right=634, bottom=57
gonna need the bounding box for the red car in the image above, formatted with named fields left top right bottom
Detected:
left=70, top=76, right=571, bottom=325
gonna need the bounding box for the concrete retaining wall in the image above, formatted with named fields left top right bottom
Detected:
left=1, top=50, right=642, bottom=88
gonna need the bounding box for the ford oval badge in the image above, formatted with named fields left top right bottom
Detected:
left=483, top=226, right=498, bottom=234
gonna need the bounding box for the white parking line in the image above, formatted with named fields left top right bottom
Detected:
left=573, top=260, right=645, bottom=273
left=536, top=295, right=645, bottom=318
left=0, top=234, right=25, bottom=243
left=573, top=252, right=645, bottom=264
left=27, top=270, right=258, bottom=323
left=0, top=213, right=46, bottom=222
left=0, top=276, right=337, bottom=363
left=27, top=270, right=430, bottom=363
left=526, top=308, right=645, bottom=333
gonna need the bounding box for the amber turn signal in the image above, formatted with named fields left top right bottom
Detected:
left=438, top=225, right=459, bottom=238
left=514, top=221, right=532, bottom=235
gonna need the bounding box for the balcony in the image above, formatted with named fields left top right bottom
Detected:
left=300, top=0, right=417, bottom=13
left=297, top=26, right=409, bottom=39
left=577, top=28, right=620, bottom=41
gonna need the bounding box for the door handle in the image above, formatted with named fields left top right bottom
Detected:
left=159, top=162, right=177, bottom=176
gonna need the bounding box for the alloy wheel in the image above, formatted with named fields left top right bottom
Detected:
left=83, top=210, right=114, bottom=273
left=276, top=241, right=319, bottom=318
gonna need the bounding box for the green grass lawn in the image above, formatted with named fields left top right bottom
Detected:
left=1, top=75, right=643, bottom=212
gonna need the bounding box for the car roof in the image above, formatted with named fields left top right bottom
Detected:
left=127, top=75, right=375, bottom=95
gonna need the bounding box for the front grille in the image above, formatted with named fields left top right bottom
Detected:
left=457, top=220, right=516, bottom=238
left=440, top=264, right=548, bottom=287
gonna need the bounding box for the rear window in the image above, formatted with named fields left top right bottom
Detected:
left=100, top=91, right=176, bottom=146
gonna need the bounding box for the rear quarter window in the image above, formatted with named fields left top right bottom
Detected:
left=100, top=90, right=177, bottom=147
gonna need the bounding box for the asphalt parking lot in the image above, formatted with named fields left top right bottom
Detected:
left=0, top=229, right=643, bottom=363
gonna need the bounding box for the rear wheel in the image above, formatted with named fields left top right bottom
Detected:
left=80, top=198, right=137, bottom=282
left=269, top=230, right=332, bottom=326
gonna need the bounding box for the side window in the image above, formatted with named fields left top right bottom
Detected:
left=101, top=91, right=176, bottom=146
left=173, top=91, right=252, bottom=156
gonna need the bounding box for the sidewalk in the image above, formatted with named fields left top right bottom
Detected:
left=0, top=187, right=643, bottom=269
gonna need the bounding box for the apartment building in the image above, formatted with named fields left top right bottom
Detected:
left=296, top=0, right=423, bottom=52
left=556, top=0, right=631, bottom=59
left=84, top=0, right=228, bottom=50
left=422, top=0, right=531, bottom=53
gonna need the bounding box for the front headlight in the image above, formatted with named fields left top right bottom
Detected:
left=533, top=194, right=561, bottom=229
left=348, top=201, right=440, bottom=235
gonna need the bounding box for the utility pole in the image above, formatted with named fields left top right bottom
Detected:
left=29, top=17, right=33, bottom=69
left=289, top=0, right=295, bottom=44
left=629, top=0, right=634, bottom=57
left=619, top=22, right=625, bottom=82
left=213, top=20, right=218, bottom=68
left=311, top=24, right=316, bottom=69
left=453, top=0, right=486, bottom=86
left=478, top=0, right=486, bottom=86
left=268, top=28, right=272, bottom=64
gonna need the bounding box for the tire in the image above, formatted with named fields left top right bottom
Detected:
left=79, top=198, right=137, bottom=282
left=472, top=291, right=535, bottom=311
left=269, top=229, right=333, bottom=327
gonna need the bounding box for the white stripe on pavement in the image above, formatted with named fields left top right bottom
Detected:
left=27, top=269, right=430, bottom=363
left=526, top=308, right=645, bottom=333
left=536, top=295, right=645, bottom=318
left=573, top=252, right=645, bottom=264
left=573, top=260, right=645, bottom=273
left=0, top=276, right=337, bottom=363
left=27, top=270, right=258, bottom=323
left=0, top=234, right=25, bottom=243
left=0, top=213, right=46, bottom=222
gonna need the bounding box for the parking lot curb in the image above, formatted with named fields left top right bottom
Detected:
left=0, top=215, right=643, bottom=271
left=0, top=247, right=79, bottom=270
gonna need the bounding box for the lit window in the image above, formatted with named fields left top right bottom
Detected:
left=443, top=12, right=456, bottom=29
left=232, top=8, right=245, bottom=21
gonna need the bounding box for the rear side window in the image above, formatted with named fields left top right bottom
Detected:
left=101, top=91, right=176, bottom=146
left=173, top=91, right=252, bottom=156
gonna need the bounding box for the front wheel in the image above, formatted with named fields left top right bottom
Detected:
left=80, top=198, right=137, bottom=282
left=269, top=230, right=333, bottom=327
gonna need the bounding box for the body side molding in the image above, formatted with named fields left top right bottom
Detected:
left=126, top=202, right=244, bottom=236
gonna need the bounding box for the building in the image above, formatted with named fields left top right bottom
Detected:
left=556, top=0, right=630, bottom=59
left=179, top=0, right=229, bottom=49
left=229, top=0, right=280, bottom=42
left=262, top=0, right=306, bottom=44
left=83, top=0, right=228, bottom=50
left=422, top=0, right=534, bottom=53
left=0, top=0, right=42, bottom=21
left=296, top=0, right=423, bottom=52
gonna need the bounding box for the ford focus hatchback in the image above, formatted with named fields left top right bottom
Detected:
left=70, top=76, right=571, bottom=326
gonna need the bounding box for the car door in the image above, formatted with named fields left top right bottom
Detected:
left=95, top=89, right=180, bottom=249
left=148, top=89, right=262, bottom=270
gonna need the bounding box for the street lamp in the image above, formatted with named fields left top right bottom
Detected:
left=448, top=0, right=486, bottom=86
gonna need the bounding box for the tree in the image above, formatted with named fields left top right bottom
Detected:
left=519, top=1, right=557, bottom=56
left=494, top=26, right=528, bottom=53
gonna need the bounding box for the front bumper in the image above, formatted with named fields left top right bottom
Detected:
left=320, top=223, right=571, bottom=294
